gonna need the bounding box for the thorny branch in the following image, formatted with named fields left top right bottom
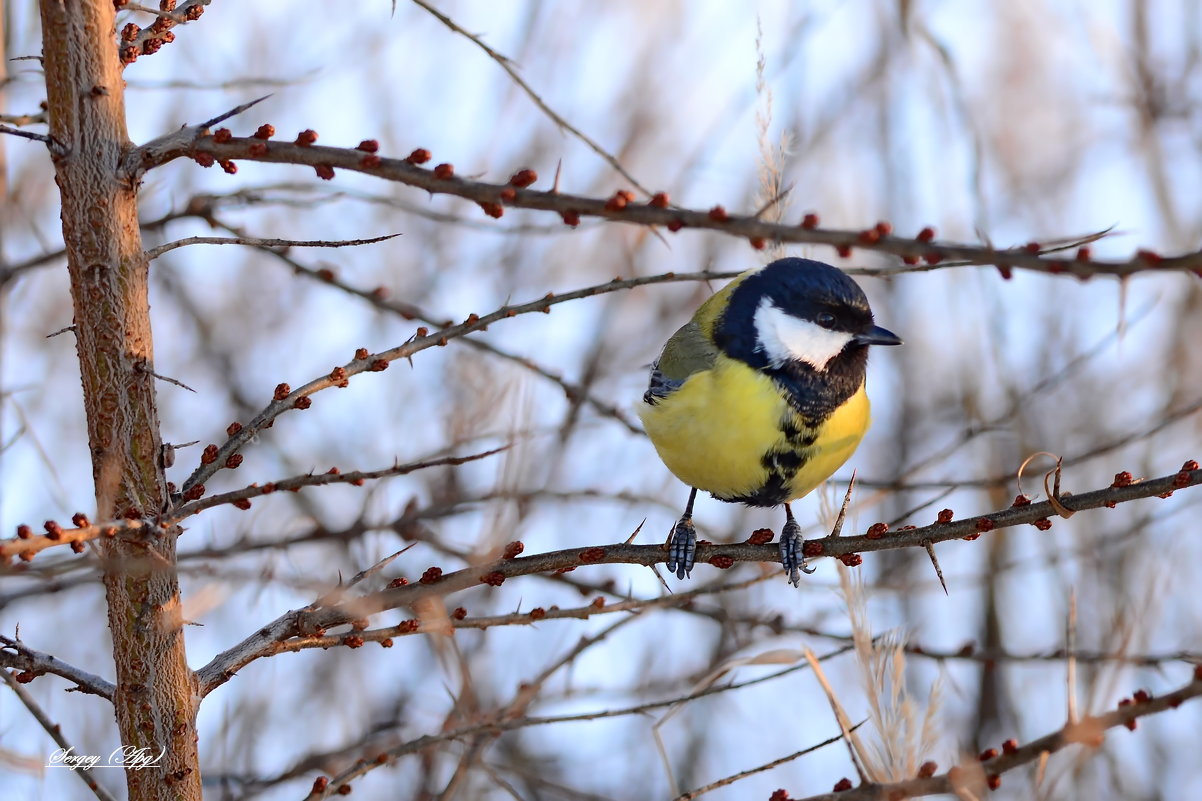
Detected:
left=182, top=463, right=1200, bottom=697
left=0, top=448, right=507, bottom=562
left=127, top=134, right=1202, bottom=278
left=789, top=670, right=1202, bottom=801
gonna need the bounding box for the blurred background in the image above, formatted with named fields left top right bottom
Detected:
left=2, top=1, right=1201, bottom=798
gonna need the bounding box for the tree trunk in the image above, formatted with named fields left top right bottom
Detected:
left=38, top=2, right=201, bottom=799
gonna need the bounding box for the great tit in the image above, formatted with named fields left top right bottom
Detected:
left=639, top=257, right=901, bottom=585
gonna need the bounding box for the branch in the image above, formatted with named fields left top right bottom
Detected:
left=791, top=670, right=1202, bottom=800
left=173, top=269, right=722, bottom=496
left=169, top=446, right=508, bottom=520
left=2, top=668, right=118, bottom=798
left=226, top=228, right=643, bottom=433
left=298, top=642, right=861, bottom=799
left=0, top=449, right=506, bottom=563
left=127, top=135, right=1202, bottom=278
left=1, top=670, right=119, bottom=801
left=144, top=232, right=398, bottom=261
left=0, top=112, right=48, bottom=125
left=0, top=634, right=116, bottom=700
left=191, top=463, right=1201, bottom=696
left=0, top=123, right=57, bottom=147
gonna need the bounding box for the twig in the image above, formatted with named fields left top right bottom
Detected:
left=675, top=726, right=857, bottom=801
left=134, top=362, right=195, bottom=392
left=0, top=635, right=115, bottom=700
left=789, top=671, right=1202, bottom=801
left=174, top=269, right=734, bottom=497
left=144, top=232, right=398, bottom=261
left=0, top=671, right=118, bottom=801
left=409, top=0, right=650, bottom=195
left=0, top=112, right=47, bottom=125
left=301, top=642, right=860, bottom=799
left=0, top=124, right=54, bottom=144
left=170, top=446, right=507, bottom=520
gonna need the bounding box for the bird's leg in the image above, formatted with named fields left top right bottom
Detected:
left=666, top=487, right=698, bottom=580
left=778, top=503, right=816, bottom=587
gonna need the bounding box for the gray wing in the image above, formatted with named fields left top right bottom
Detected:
left=642, top=321, right=718, bottom=405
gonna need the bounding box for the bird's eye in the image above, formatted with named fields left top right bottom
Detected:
left=815, top=312, right=836, bottom=329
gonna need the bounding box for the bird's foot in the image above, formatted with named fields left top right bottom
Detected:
left=778, top=517, right=816, bottom=587
left=666, top=516, right=697, bottom=580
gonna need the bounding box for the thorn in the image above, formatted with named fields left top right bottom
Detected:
left=649, top=562, right=672, bottom=593
left=552, top=158, right=563, bottom=194
left=198, top=94, right=273, bottom=131
left=135, top=363, right=196, bottom=392
left=1044, top=456, right=1076, bottom=518
left=347, top=544, right=415, bottom=588
left=924, top=541, right=947, bottom=595
left=624, top=518, right=645, bottom=545
left=46, top=324, right=76, bottom=338
left=830, top=470, right=856, bottom=538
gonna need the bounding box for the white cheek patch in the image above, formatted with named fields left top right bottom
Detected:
left=753, top=299, right=853, bottom=370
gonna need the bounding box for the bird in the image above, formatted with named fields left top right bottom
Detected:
left=638, top=257, right=901, bottom=585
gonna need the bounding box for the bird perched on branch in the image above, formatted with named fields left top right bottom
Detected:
left=639, top=257, right=901, bottom=585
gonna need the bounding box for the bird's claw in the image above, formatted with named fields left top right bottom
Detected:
left=778, top=518, right=814, bottom=587
left=666, top=516, right=696, bottom=580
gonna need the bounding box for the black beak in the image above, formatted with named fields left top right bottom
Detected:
left=854, top=325, right=902, bottom=346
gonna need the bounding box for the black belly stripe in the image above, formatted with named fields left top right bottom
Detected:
left=713, top=408, right=821, bottom=508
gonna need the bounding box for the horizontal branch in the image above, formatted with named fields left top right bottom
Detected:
left=128, top=134, right=1202, bottom=278
left=168, top=446, right=506, bottom=520
left=193, top=463, right=1200, bottom=696
left=144, top=232, right=398, bottom=261
left=0, top=450, right=506, bottom=562
left=0, top=123, right=58, bottom=147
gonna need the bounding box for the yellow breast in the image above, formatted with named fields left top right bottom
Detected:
left=638, top=357, right=871, bottom=503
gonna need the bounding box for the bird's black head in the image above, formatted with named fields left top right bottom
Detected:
left=714, top=258, right=901, bottom=418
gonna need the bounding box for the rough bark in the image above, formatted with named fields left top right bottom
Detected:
left=38, top=2, right=201, bottom=799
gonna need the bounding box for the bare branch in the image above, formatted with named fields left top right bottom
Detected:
left=170, top=446, right=508, bottom=520
left=0, top=123, right=55, bottom=145
left=1, top=670, right=119, bottom=801
left=409, top=0, right=649, bottom=195
left=0, top=634, right=116, bottom=700
left=144, top=232, right=399, bottom=261
left=675, top=727, right=853, bottom=801
left=128, top=135, right=1202, bottom=278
